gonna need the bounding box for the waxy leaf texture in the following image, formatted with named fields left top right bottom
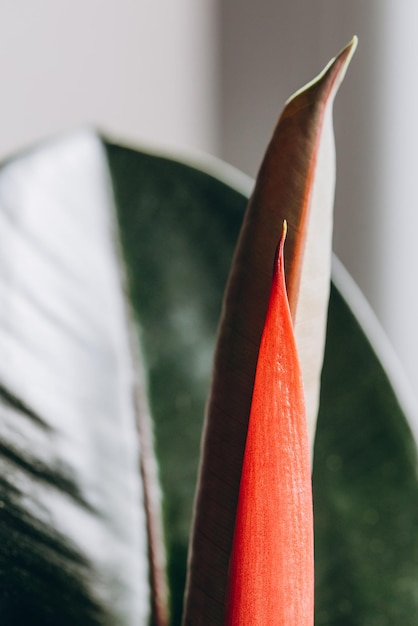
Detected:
left=225, top=225, right=313, bottom=626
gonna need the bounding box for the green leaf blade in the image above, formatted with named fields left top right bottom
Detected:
left=314, top=261, right=418, bottom=625
left=104, top=142, right=247, bottom=624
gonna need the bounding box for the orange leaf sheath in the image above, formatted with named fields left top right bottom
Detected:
left=224, top=223, right=314, bottom=626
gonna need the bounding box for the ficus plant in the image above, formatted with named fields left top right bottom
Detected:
left=1, top=36, right=418, bottom=626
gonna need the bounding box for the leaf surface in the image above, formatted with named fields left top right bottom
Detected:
left=225, top=226, right=313, bottom=626
left=314, top=258, right=418, bottom=625
left=0, top=132, right=151, bottom=625
left=104, top=143, right=249, bottom=624
left=104, top=139, right=418, bottom=626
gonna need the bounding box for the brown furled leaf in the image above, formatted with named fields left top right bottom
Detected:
left=182, top=38, right=357, bottom=626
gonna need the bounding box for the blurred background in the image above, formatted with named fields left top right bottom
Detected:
left=1, top=1, right=417, bottom=398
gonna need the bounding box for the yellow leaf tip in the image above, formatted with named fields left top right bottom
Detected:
left=339, top=35, right=358, bottom=68
left=282, top=219, right=287, bottom=241
left=328, top=36, right=358, bottom=88
left=349, top=35, right=359, bottom=52
left=278, top=219, right=287, bottom=257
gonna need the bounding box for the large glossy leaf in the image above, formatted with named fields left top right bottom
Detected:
left=104, top=139, right=418, bottom=625
left=2, top=128, right=418, bottom=626
left=314, top=257, right=418, bottom=625
left=104, top=142, right=249, bottom=625
left=0, top=133, right=151, bottom=625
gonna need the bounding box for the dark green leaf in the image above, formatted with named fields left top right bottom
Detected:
left=314, top=259, right=418, bottom=625
left=105, top=140, right=418, bottom=625
left=104, top=142, right=247, bottom=625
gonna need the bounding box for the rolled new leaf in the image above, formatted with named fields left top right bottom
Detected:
left=183, top=39, right=356, bottom=626
left=225, top=224, right=313, bottom=626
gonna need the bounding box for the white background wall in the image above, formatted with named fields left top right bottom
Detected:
left=1, top=1, right=417, bottom=398
left=0, top=1, right=219, bottom=158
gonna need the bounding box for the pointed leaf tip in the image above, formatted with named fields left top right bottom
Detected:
left=225, top=229, right=313, bottom=626
left=286, top=35, right=357, bottom=110
left=281, top=218, right=288, bottom=247
left=275, top=220, right=288, bottom=272
left=330, top=35, right=358, bottom=89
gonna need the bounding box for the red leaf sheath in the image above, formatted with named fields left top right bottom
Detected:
left=224, top=224, right=314, bottom=626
